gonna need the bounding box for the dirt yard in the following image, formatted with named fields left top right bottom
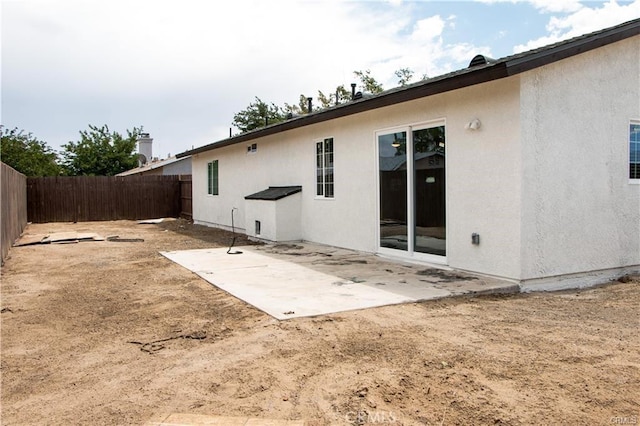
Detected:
left=1, top=220, right=638, bottom=425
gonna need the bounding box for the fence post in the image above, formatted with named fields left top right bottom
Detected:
left=1, top=162, right=28, bottom=263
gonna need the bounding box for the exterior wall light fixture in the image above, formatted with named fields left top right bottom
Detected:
left=465, top=118, right=481, bottom=131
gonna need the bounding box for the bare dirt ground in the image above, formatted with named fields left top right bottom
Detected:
left=1, top=219, right=638, bottom=425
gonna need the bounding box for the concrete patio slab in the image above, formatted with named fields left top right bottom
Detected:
left=161, top=248, right=418, bottom=319
left=161, top=243, right=518, bottom=320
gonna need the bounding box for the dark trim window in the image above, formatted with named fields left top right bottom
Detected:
left=630, top=121, right=639, bottom=180
left=316, top=138, right=334, bottom=198
left=207, top=160, right=219, bottom=195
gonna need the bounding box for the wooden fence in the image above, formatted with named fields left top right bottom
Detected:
left=1, top=162, right=28, bottom=264
left=179, top=175, right=192, bottom=220
left=27, top=175, right=190, bottom=223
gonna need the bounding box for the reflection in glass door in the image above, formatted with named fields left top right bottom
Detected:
left=378, top=131, right=408, bottom=251
left=378, top=125, right=446, bottom=258
left=413, top=126, right=446, bottom=256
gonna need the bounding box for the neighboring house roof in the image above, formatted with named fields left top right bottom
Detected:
left=380, top=152, right=444, bottom=171
left=245, top=186, right=303, bottom=201
left=178, top=18, right=640, bottom=158
left=117, top=155, right=191, bottom=176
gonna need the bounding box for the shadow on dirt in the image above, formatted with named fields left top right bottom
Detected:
left=157, top=218, right=263, bottom=248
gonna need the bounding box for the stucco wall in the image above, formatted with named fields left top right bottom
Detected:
left=245, top=199, right=277, bottom=240
left=519, top=37, right=640, bottom=280
left=163, top=158, right=192, bottom=176
left=244, top=193, right=302, bottom=242
left=192, top=76, right=523, bottom=279
left=440, top=78, right=522, bottom=278
left=276, top=193, right=302, bottom=241
left=192, top=35, right=638, bottom=283
left=193, top=128, right=313, bottom=235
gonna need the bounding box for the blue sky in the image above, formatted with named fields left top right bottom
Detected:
left=2, top=0, right=639, bottom=160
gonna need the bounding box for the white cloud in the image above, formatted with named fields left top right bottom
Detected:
left=449, top=43, right=492, bottom=63
left=514, top=0, right=640, bottom=52
left=472, top=0, right=518, bottom=4
left=1, top=0, right=493, bottom=157
left=446, top=14, right=456, bottom=29
left=410, top=15, right=446, bottom=42
left=527, top=0, right=583, bottom=13
left=473, top=0, right=582, bottom=13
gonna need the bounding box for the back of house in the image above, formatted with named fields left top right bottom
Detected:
left=179, top=19, right=640, bottom=290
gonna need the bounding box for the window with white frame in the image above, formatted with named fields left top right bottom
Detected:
left=207, top=160, right=219, bottom=195
left=630, top=120, right=640, bottom=181
left=316, top=138, right=334, bottom=198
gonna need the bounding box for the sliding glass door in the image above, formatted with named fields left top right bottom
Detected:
left=378, top=123, right=446, bottom=260
left=378, top=131, right=408, bottom=251
left=412, top=126, right=446, bottom=256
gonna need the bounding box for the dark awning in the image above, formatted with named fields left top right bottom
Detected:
left=245, top=186, right=302, bottom=201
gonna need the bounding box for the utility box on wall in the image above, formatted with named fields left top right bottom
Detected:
left=244, top=186, right=302, bottom=242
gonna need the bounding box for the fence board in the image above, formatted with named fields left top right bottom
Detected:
left=27, top=175, right=186, bottom=223
left=180, top=175, right=192, bottom=219
left=1, top=162, right=28, bottom=264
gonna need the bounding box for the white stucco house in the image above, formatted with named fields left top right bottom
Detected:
left=178, top=19, right=640, bottom=291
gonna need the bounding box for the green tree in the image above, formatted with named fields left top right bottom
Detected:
left=232, top=70, right=390, bottom=131
left=232, top=97, right=285, bottom=133
left=335, top=85, right=352, bottom=103
left=60, top=124, right=141, bottom=176
left=317, top=90, right=333, bottom=109
left=393, top=126, right=444, bottom=156
left=284, top=94, right=311, bottom=115
left=316, top=85, right=353, bottom=109
left=354, top=70, right=384, bottom=94
left=0, top=126, right=61, bottom=176
left=395, top=68, right=415, bottom=86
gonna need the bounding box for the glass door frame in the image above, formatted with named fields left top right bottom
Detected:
left=375, top=119, right=448, bottom=265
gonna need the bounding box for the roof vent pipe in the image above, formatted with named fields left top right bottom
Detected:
left=307, top=97, right=313, bottom=113
left=351, top=83, right=356, bottom=100
left=335, top=89, right=339, bottom=106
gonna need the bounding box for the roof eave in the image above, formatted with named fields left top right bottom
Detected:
left=178, top=64, right=509, bottom=158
